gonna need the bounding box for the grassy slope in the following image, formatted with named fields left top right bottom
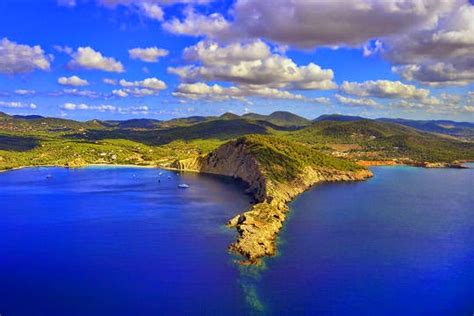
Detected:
left=289, top=120, right=474, bottom=162
left=0, top=113, right=473, bottom=171
left=242, top=135, right=361, bottom=183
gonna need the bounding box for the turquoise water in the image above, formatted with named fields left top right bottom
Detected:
left=0, top=165, right=473, bottom=315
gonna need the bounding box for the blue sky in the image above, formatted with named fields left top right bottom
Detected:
left=0, top=0, right=473, bottom=121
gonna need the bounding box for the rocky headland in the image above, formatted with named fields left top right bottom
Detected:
left=171, top=136, right=373, bottom=265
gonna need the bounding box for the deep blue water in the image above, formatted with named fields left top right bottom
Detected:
left=0, top=165, right=473, bottom=315
left=0, top=167, right=253, bottom=316
left=257, top=164, right=474, bottom=315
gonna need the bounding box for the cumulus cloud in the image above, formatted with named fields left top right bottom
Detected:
left=0, top=38, right=52, bottom=74
left=0, top=101, right=37, bottom=109
left=169, top=40, right=336, bottom=90
left=119, top=77, right=167, bottom=90
left=163, top=7, right=231, bottom=38
left=129, top=47, right=169, bottom=62
left=340, top=80, right=430, bottom=100
left=384, top=2, right=474, bottom=86
left=103, top=78, right=118, bottom=85
left=389, top=98, right=474, bottom=115
left=112, top=88, right=157, bottom=97
left=61, top=102, right=150, bottom=115
left=68, top=47, right=124, bottom=73
left=468, top=91, right=474, bottom=104
left=112, top=77, right=167, bottom=97
left=162, top=0, right=474, bottom=86
left=173, top=82, right=329, bottom=103
left=335, top=94, right=380, bottom=107
left=393, top=63, right=474, bottom=86
left=58, top=75, right=90, bottom=87
left=163, top=0, right=453, bottom=48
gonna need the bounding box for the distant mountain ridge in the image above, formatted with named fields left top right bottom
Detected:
left=0, top=111, right=472, bottom=140
left=314, top=114, right=474, bottom=140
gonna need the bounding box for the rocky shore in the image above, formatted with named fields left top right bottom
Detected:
left=171, top=137, right=373, bottom=265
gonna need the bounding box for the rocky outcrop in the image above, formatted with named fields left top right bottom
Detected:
left=171, top=138, right=373, bottom=265
left=412, top=161, right=467, bottom=169
left=226, top=168, right=372, bottom=264
left=171, top=138, right=267, bottom=202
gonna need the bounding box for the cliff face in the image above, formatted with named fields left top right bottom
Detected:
left=171, top=137, right=373, bottom=265
left=172, top=138, right=267, bottom=202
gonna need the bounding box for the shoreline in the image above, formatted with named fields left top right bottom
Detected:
left=0, top=163, right=162, bottom=173
left=2, top=157, right=471, bottom=265
left=356, top=160, right=473, bottom=169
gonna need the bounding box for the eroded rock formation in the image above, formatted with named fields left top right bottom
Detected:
left=171, top=138, right=373, bottom=265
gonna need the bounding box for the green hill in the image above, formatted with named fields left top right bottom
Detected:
left=0, top=111, right=472, bottom=171
left=242, top=134, right=362, bottom=182
left=290, top=120, right=474, bottom=163
left=378, top=118, right=474, bottom=140
left=243, top=111, right=310, bottom=127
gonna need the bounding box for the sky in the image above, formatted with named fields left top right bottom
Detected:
left=0, top=0, right=473, bottom=121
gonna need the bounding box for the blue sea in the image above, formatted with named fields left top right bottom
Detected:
left=0, top=165, right=473, bottom=315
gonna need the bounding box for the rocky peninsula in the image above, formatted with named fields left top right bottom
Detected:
left=171, top=135, right=373, bottom=265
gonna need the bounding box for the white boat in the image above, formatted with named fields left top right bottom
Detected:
left=177, top=184, right=190, bottom=189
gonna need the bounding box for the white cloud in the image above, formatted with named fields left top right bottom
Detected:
left=96, top=0, right=212, bottom=21
left=384, top=2, right=474, bottom=86
left=119, top=78, right=167, bottom=90
left=468, top=91, right=474, bottom=104
left=163, top=7, right=231, bottom=38
left=58, top=75, right=90, bottom=87
left=463, top=105, right=474, bottom=113
left=112, top=89, right=129, bottom=98
left=113, top=77, right=167, bottom=97
left=439, top=92, right=461, bottom=104
left=50, top=89, right=103, bottom=99
left=173, top=82, right=328, bottom=103
left=61, top=102, right=115, bottom=112
left=161, top=0, right=474, bottom=86
left=129, top=47, right=169, bottom=62
left=393, top=63, right=474, bottom=86
left=53, top=45, right=73, bottom=54
left=112, top=88, right=157, bottom=97
left=103, top=78, right=118, bottom=85
left=0, top=101, right=37, bottom=109
left=14, top=89, right=36, bottom=95
left=61, top=102, right=150, bottom=115
left=363, top=40, right=383, bottom=57
left=169, top=40, right=336, bottom=90
left=139, top=3, right=164, bottom=21
left=389, top=98, right=474, bottom=115
left=68, top=47, right=124, bottom=73
left=163, top=0, right=453, bottom=48
left=0, top=38, right=52, bottom=74
left=335, top=94, right=380, bottom=108
left=340, top=80, right=430, bottom=100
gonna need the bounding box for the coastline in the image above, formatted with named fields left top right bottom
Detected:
left=2, top=155, right=470, bottom=265
left=356, top=159, right=472, bottom=169
left=0, top=163, right=161, bottom=173
left=170, top=138, right=374, bottom=265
